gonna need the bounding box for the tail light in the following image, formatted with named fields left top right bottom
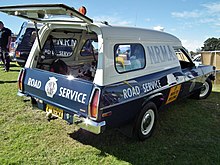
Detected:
left=89, top=88, right=100, bottom=119
left=15, top=51, right=21, bottom=57
left=18, top=69, right=25, bottom=91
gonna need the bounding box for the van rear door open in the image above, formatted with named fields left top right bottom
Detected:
left=0, top=4, right=93, bottom=23
left=1, top=4, right=99, bottom=122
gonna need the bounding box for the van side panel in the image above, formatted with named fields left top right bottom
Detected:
left=99, top=65, right=205, bottom=128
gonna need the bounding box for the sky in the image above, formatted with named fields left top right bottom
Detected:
left=0, top=0, right=219, bottom=52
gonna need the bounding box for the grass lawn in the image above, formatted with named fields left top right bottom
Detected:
left=0, top=63, right=220, bottom=165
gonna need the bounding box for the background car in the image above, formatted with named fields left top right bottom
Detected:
left=13, top=21, right=42, bottom=66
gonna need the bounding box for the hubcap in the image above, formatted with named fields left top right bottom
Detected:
left=200, top=81, right=209, bottom=98
left=141, top=109, right=155, bottom=135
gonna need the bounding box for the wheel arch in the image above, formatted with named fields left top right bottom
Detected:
left=141, top=93, right=164, bottom=111
left=120, top=93, right=164, bottom=139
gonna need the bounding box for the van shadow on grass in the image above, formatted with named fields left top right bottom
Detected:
left=69, top=122, right=177, bottom=164
left=69, top=91, right=220, bottom=165
left=68, top=117, right=160, bottom=164
left=69, top=128, right=141, bottom=164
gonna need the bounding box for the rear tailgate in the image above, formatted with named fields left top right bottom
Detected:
left=23, top=68, right=94, bottom=116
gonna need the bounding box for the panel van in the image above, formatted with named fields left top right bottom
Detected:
left=0, top=4, right=215, bottom=140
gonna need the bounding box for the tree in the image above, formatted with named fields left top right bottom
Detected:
left=201, top=37, right=220, bottom=51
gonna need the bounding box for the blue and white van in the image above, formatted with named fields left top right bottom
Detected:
left=0, top=4, right=215, bottom=140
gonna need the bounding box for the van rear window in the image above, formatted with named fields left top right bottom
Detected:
left=114, top=44, right=146, bottom=73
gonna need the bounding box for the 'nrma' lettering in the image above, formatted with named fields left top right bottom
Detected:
left=147, top=45, right=176, bottom=64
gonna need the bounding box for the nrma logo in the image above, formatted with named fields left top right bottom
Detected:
left=45, top=77, right=58, bottom=98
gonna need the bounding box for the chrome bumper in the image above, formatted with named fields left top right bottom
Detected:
left=73, top=115, right=106, bottom=134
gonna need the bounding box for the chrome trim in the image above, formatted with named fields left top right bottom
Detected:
left=73, top=114, right=106, bottom=134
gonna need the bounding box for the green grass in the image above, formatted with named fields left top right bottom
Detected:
left=0, top=63, right=220, bottom=165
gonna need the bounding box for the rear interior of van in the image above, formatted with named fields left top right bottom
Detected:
left=35, top=28, right=99, bottom=82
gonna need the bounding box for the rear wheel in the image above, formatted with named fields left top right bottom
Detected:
left=134, top=102, right=158, bottom=141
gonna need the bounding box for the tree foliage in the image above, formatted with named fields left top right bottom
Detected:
left=201, top=37, right=220, bottom=51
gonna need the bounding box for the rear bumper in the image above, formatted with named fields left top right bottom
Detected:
left=73, top=114, right=106, bottom=134
left=17, top=93, right=106, bottom=134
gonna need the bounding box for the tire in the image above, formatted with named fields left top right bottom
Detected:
left=134, top=102, right=158, bottom=141
left=199, top=78, right=212, bottom=99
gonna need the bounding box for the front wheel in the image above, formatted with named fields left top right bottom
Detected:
left=199, top=78, right=212, bottom=99
left=134, top=102, right=158, bottom=141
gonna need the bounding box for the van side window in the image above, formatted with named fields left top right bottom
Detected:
left=174, top=48, right=194, bottom=69
left=114, top=44, right=145, bottom=73
left=81, top=39, right=98, bottom=56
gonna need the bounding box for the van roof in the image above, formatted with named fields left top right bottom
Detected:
left=0, top=3, right=182, bottom=46
left=93, top=23, right=182, bottom=46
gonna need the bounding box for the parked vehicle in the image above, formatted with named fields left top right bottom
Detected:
left=0, top=4, right=215, bottom=140
left=13, top=21, right=42, bottom=66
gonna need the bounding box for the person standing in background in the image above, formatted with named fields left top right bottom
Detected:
left=0, top=21, right=11, bottom=72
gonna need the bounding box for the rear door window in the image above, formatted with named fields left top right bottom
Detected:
left=114, top=44, right=146, bottom=73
